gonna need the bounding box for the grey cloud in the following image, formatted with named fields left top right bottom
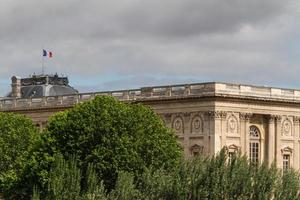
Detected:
left=119, top=0, right=288, bottom=38
left=0, top=0, right=298, bottom=96
left=0, top=0, right=289, bottom=41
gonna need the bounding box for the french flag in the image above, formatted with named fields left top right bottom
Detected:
left=43, top=49, right=53, bottom=58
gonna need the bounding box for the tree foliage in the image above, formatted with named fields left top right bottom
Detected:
left=26, top=95, right=182, bottom=199
left=0, top=112, right=39, bottom=197
left=33, top=149, right=300, bottom=200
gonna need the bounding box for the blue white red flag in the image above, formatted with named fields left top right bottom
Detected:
left=43, top=49, right=53, bottom=58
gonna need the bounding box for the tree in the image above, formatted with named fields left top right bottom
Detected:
left=0, top=112, right=39, bottom=198
left=34, top=148, right=300, bottom=200
left=32, top=96, right=182, bottom=196
left=32, top=155, right=141, bottom=200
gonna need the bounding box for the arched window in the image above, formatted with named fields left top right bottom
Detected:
left=249, top=125, right=260, bottom=164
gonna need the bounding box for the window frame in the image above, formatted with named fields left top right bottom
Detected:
left=249, top=125, right=260, bottom=164
left=281, top=146, right=293, bottom=170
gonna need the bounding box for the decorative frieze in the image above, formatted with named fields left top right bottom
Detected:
left=183, top=112, right=191, bottom=123
left=267, top=115, right=275, bottom=124
left=293, top=116, right=300, bottom=125
left=207, top=111, right=227, bottom=119
left=163, top=113, right=172, bottom=124
left=239, top=113, right=252, bottom=121
left=164, top=112, right=206, bottom=134
left=274, top=115, right=282, bottom=123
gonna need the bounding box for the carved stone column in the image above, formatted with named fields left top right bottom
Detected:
left=275, top=115, right=282, bottom=168
left=240, top=113, right=252, bottom=157
left=268, top=115, right=276, bottom=165
left=207, top=111, right=226, bottom=154
left=183, top=112, right=191, bottom=157
left=293, top=116, right=300, bottom=170
left=220, top=112, right=228, bottom=148
left=183, top=112, right=191, bottom=134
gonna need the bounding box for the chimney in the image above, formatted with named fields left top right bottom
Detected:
left=11, top=76, right=21, bottom=98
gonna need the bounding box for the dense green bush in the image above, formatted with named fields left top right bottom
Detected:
left=0, top=112, right=39, bottom=199
left=33, top=149, right=300, bottom=200
left=32, top=155, right=141, bottom=200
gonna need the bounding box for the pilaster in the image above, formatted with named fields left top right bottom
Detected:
left=163, top=113, right=172, bottom=129
left=240, top=113, right=252, bottom=157
left=221, top=112, right=227, bottom=148
left=268, top=115, right=276, bottom=165
left=293, top=116, right=300, bottom=170
left=207, top=111, right=226, bottom=154
left=183, top=112, right=191, bottom=157
left=275, top=115, right=282, bottom=168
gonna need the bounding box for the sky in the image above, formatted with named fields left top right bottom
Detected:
left=0, top=0, right=300, bottom=96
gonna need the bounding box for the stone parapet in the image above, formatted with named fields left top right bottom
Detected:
left=2, top=82, right=300, bottom=111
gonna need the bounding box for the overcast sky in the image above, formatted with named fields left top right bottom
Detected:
left=0, top=0, right=299, bottom=96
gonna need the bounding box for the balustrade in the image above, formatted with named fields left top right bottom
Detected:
left=1, top=82, right=300, bottom=110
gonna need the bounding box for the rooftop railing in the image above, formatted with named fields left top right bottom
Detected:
left=1, top=82, right=300, bottom=110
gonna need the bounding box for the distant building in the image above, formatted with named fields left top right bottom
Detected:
left=8, top=74, right=78, bottom=98
left=1, top=75, right=300, bottom=170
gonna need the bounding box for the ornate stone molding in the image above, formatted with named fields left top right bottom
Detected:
left=239, top=113, right=252, bottom=121
left=206, top=111, right=227, bottom=119
left=227, top=144, right=240, bottom=152
left=183, top=112, right=191, bottom=117
left=227, top=114, right=238, bottom=134
left=190, top=144, right=204, bottom=156
left=267, top=115, right=276, bottom=124
left=163, top=113, right=172, bottom=123
left=293, top=116, right=300, bottom=125
left=183, top=112, right=191, bottom=123
left=274, top=115, right=282, bottom=123
left=282, top=118, right=292, bottom=136
left=191, top=115, right=204, bottom=133
left=172, top=116, right=184, bottom=133
left=174, top=113, right=183, bottom=118
left=281, top=146, right=293, bottom=155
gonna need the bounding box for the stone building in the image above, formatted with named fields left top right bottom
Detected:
left=1, top=75, right=300, bottom=170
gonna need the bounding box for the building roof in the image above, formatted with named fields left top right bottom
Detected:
left=7, top=73, right=78, bottom=98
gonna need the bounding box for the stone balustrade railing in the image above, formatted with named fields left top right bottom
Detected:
left=1, top=82, right=300, bottom=110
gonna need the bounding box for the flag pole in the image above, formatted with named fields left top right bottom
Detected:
left=42, top=54, right=45, bottom=75
left=42, top=46, right=45, bottom=75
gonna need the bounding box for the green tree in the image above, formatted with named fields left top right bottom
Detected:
left=0, top=112, right=39, bottom=198
left=46, top=154, right=81, bottom=200
left=32, top=155, right=107, bottom=200
left=32, top=148, right=300, bottom=200
left=108, top=171, right=142, bottom=200
left=30, top=96, right=181, bottom=197
left=274, top=169, right=300, bottom=200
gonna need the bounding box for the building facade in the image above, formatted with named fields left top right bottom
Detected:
left=1, top=78, right=300, bottom=170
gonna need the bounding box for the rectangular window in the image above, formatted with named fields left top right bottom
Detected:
left=228, top=152, right=235, bottom=163
left=283, top=155, right=290, bottom=170
left=193, top=151, right=200, bottom=157
left=191, top=146, right=204, bottom=157
left=249, top=142, right=259, bottom=164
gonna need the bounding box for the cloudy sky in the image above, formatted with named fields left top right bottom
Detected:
left=0, top=0, right=299, bottom=96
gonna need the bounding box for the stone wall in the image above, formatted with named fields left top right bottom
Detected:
left=2, top=82, right=300, bottom=169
